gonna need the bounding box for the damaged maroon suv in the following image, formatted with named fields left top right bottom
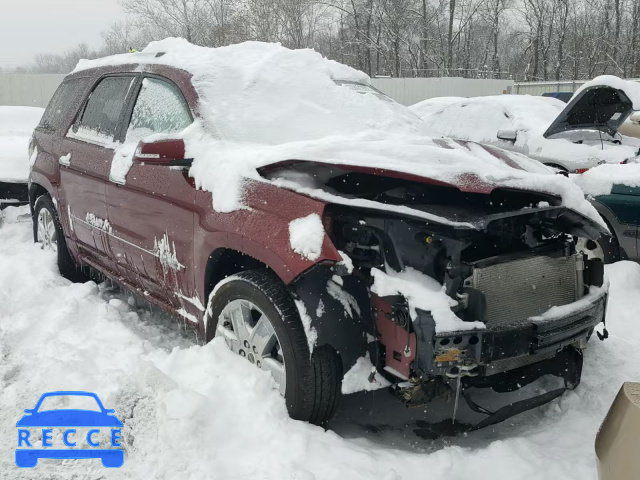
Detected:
left=29, top=40, right=609, bottom=428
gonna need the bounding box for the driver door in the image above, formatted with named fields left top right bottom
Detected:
left=105, top=76, right=200, bottom=319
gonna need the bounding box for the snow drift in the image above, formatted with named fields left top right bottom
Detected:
left=0, top=106, right=44, bottom=182
left=1, top=207, right=640, bottom=479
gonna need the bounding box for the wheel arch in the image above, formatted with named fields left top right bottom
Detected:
left=590, top=200, right=629, bottom=260
left=203, top=247, right=275, bottom=307
left=542, top=162, right=569, bottom=172
left=289, top=264, right=370, bottom=372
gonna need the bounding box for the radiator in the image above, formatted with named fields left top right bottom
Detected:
left=472, top=254, right=579, bottom=327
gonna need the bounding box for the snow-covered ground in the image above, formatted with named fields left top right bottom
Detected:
left=0, top=107, right=43, bottom=182
left=1, top=205, right=640, bottom=479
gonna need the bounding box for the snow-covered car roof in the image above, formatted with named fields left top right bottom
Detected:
left=412, top=90, right=640, bottom=167
left=409, top=97, right=466, bottom=120
left=73, top=39, right=603, bottom=226
left=411, top=94, right=566, bottom=144
left=0, top=106, right=43, bottom=183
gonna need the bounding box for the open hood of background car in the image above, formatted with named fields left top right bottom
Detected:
left=543, top=85, right=634, bottom=138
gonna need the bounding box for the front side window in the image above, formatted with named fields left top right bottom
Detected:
left=71, top=76, right=135, bottom=144
left=127, top=78, right=192, bottom=136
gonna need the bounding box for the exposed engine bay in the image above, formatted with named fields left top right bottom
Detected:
left=263, top=161, right=609, bottom=428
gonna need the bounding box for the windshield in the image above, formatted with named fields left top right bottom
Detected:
left=37, top=395, right=102, bottom=412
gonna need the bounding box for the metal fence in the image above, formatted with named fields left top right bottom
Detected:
left=371, top=77, right=515, bottom=106
left=0, top=74, right=65, bottom=107
left=513, top=79, right=640, bottom=96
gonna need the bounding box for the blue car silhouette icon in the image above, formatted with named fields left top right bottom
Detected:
left=16, top=391, right=124, bottom=468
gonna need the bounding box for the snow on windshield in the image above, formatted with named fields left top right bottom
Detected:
left=74, top=39, right=603, bottom=227
left=74, top=39, right=425, bottom=144
left=413, top=95, right=565, bottom=142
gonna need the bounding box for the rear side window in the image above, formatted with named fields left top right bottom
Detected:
left=71, top=76, right=135, bottom=144
left=127, top=78, right=192, bottom=136
left=39, top=78, right=89, bottom=132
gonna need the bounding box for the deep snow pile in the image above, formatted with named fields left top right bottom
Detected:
left=572, top=163, right=640, bottom=196
left=73, top=39, right=602, bottom=227
left=0, top=107, right=43, bottom=182
left=413, top=94, right=639, bottom=167
left=2, top=207, right=640, bottom=479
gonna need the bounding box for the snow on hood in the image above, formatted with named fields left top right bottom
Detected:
left=572, top=163, right=640, bottom=196
left=0, top=106, right=43, bottom=183
left=75, top=39, right=603, bottom=227
left=572, top=76, right=640, bottom=110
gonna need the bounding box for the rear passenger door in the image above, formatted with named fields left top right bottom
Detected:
left=106, top=76, right=199, bottom=320
left=59, top=75, right=137, bottom=271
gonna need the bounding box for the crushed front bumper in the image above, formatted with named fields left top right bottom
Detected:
left=412, top=287, right=608, bottom=378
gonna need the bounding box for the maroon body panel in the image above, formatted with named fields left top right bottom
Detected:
left=58, top=137, right=114, bottom=270
left=372, top=295, right=416, bottom=379
left=106, top=163, right=198, bottom=317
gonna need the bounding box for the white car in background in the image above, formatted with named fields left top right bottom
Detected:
left=0, top=106, right=44, bottom=208
left=411, top=76, right=640, bottom=173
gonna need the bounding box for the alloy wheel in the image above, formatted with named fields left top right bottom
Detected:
left=216, top=299, right=287, bottom=395
left=37, top=208, right=57, bottom=253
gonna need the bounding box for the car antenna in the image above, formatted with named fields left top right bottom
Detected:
left=598, top=128, right=604, bottom=150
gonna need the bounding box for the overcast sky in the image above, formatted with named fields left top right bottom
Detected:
left=0, top=0, right=125, bottom=68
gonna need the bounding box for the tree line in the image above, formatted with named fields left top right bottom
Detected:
left=10, top=0, right=640, bottom=81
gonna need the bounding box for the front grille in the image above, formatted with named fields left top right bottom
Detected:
left=472, top=254, right=579, bottom=327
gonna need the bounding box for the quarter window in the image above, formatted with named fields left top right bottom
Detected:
left=128, top=78, right=192, bottom=135
left=71, top=76, right=135, bottom=144
left=39, top=78, right=89, bottom=132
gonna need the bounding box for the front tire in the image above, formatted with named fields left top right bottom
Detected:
left=33, top=195, right=86, bottom=281
left=206, top=270, right=342, bottom=425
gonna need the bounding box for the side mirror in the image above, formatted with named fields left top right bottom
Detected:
left=497, top=130, right=517, bottom=142
left=133, top=139, right=192, bottom=167
left=23, top=409, right=34, bottom=414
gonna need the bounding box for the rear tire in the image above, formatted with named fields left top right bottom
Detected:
left=206, top=270, right=342, bottom=425
left=33, top=195, right=86, bottom=282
